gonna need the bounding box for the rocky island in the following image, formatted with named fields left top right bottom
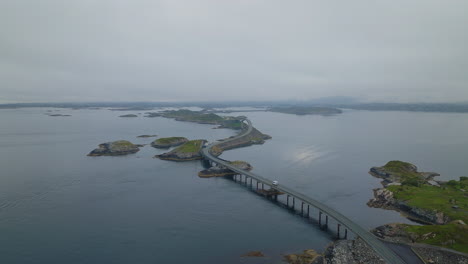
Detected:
left=151, top=137, right=188, bottom=148
left=137, top=134, right=158, bottom=138
left=198, top=161, right=252, bottom=178
left=119, top=114, right=138, bottom=117
left=145, top=109, right=245, bottom=129
left=368, top=160, right=468, bottom=256
left=268, top=106, right=342, bottom=115
left=155, top=139, right=206, bottom=161
left=87, top=140, right=141, bottom=156
left=46, top=113, right=71, bottom=117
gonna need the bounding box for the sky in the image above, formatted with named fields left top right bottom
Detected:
left=0, top=0, right=467, bottom=103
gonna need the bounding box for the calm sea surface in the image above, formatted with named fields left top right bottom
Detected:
left=1, top=108, right=467, bottom=264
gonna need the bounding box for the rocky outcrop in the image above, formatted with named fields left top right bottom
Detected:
left=119, top=114, right=138, bottom=117
left=137, top=135, right=158, bottom=138
left=368, top=161, right=451, bottom=225
left=412, top=245, right=468, bottom=264
left=284, top=249, right=323, bottom=264
left=368, top=189, right=451, bottom=225
left=87, top=140, right=140, bottom=156
left=368, top=188, right=396, bottom=208
left=372, top=223, right=468, bottom=264
left=155, top=140, right=206, bottom=161
left=324, top=238, right=386, bottom=264
left=198, top=161, right=253, bottom=178
left=151, top=137, right=188, bottom=148
left=370, top=161, right=439, bottom=187
left=372, top=223, right=414, bottom=244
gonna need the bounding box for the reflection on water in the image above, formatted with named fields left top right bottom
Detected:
left=286, top=144, right=325, bottom=167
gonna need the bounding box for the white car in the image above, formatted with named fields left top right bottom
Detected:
left=272, top=181, right=279, bottom=186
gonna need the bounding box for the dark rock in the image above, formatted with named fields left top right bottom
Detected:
left=137, top=135, right=158, bottom=138
left=198, top=161, right=253, bottom=178
left=155, top=140, right=206, bottom=161
left=151, top=137, right=188, bottom=148
left=324, top=238, right=386, bottom=264
left=87, top=140, right=140, bottom=156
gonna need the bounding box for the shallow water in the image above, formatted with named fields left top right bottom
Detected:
left=1, top=108, right=467, bottom=263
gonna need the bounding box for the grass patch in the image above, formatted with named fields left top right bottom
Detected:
left=387, top=179, right=468, bottom=222
left=174, top=140, right=204, bottom=153
left=112, top=140, right=135, bottom=147
left=154, top=137, right=187, bottom=144
left=405, top=223, right=468, bottom=253
left=162, top=110, right=224, bottom=123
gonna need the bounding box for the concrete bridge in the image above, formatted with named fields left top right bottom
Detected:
left=201, top=119, right=408, bottom=264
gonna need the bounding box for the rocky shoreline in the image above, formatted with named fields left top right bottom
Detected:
left=198, top=161, right=252, bottom=178
left=151, top=137, right=188, bottom=148
left=87, top=140, right=141, bottom=156
left=155, top=139, right=206, bottom=161
left=368, top=161, right=449, bottom=225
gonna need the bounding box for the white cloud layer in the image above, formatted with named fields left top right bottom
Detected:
left=1, top=0, right=467, bottom=103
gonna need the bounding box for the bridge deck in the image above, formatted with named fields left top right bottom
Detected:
left=201, top=119, right=406, bottom=264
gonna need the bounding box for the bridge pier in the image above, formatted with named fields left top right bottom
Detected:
left=325, top=215, right=328, bottom=228
left=307, top=205, right=310, bottom=218
left=344, top=229, right=348, bottom=239
left=262, top=183, right=264, bottom=190
left=250, top=178, right=252, bottom=187
left=319, top=211, right=322, bottom=226
left=337, top=224, right=341, bottom=239
left=287, top=195, right=290, bottom=207
left=256, top=182, right=259, bottom=190
left=292, top=197, right=295, bottom=209
left=301, top=202, right=304, bottom=215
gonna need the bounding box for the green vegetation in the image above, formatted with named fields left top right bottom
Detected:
left=269, top=106, right=342, bottom=115
left=162, top=109, right=224, bottom=123
left=154, top=137, right=187, bottom=144
left=387, top=176, right=468, bottom=252
left=174, top=140, right=204, bottom=153
left=155, top=109, right=246, bottom=130
left=382, top=160, right=426, bottom=186
left=387, top=178, right=467, bottom=221
left=112, top=140, right=135, bottom=147
left=405, top=223, right=468, bottom=253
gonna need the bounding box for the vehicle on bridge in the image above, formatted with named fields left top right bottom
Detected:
left=272, top=180, right=279, bottom=186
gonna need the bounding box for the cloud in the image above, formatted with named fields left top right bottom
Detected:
left=1, top=0, right=467, bottom=103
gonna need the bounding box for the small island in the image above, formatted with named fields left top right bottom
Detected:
left=284, top=249, right=322, bottom=264
left=137, top=134, right=158, bottom=138
left=368, top=160, right=468, bottom=255
left=119, top=114, right=138, bottom=117
left=46, top=113, right=71, bottom=117
left=198, top=161, right=252, bottom=178
left=87, top=140, right=141, bottom=156
left=151, top=137, right=188, bottom=148
left=268, top=106, right=342, bottom=115
left=155, top=139, right=206, bottom=161
left=145, top=109, right=244, bottom=130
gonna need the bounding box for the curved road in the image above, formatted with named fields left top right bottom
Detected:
left=201, top=119, right=407, bottom=264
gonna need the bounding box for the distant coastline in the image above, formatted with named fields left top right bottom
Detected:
left=2, top=101, right=468, bottom=113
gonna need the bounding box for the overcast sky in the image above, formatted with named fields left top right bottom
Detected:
left=1, top=0, right=467, bottom=103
